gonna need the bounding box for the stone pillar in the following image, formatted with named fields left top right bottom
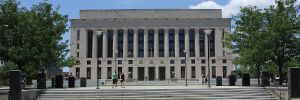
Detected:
left=144, top=28, right=148, bottom=58
left=123, top=28, right=128, bottom=58
left=288, top=67, right=300, bottom=98
left=92, top=29, right=97, bottom=58
left=185, top=28, right=190, bottom=57
left=195, top=28, right=200, bottom=58
left=175, top=28, right=179, bottom=57
left=205, top=30, right=209, bottom=77
left=133, top=29, right=138, bottom=58
left=113, top=28, right=118, bottom=58
left=154, top=28, right=159, bottom=57
left=9, top=70, right=22, bottom=100
left=102, top=29, right=108, bottom=58
left=164, top=28, right=169, bottom=57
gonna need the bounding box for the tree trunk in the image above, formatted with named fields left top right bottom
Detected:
left=278, top=65, right=283, bottom=85
left=257, top=65, right=260, bottom=86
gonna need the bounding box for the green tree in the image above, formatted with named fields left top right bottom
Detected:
left=227, top=0, right=300, bottom=85
left=0, top=0, right=68, bottom=84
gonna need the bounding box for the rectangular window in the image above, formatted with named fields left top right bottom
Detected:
left=191, top=59, right=195, bottom=64
left=77, top=43, right=79, bottom=49
left=138, top=29, right=144, bottom=57
left=212, top=59, right=216, bottom=64
left=77, top=29, right=80, bottom=40
left=191, top=66, right=196, bottom=78
left=107, top=60, right=112, bottom=65
left=223, top=59, right=227, bottom=63
left=189, top=29, right=195, bottom=57
left=170, top=66, right=175, bottom=78
left=87, top=60, right=91, bottom=65
left=128, top=67, right=133, bottom=79
left=75, top=67, right=80, bottom=78
left=212, top=66, right=216, bottom=78
left=170, top=60, right=175, bottom=64
left=181, top=60, right=185, bottom=64
left=76, top=61, right=80, bottom=65
left=118, top=29, right=124, bottom=57
left=118, top=60, right=122, bottom=64
left=159, top=29, right=164, bottom=57
left=107, top=67, right=112, bottom=79
left=181, top=66, right=185, bottom=78
left=107, top=30, right=113, bottom=58
left=201, top=66, right=206, bottom=76
left=97, top=67, right=101, bottom=79
left=128, top=29, right=134, bottom=57
left=128, top=60, right=133, bottom=64
left=87, top=67, right=91, bottom=79
left=98, top=60, right=101, bottom=65
left=87, top=30, right=93, bottom=58
left=201, top=59, right=205, bottom=64
left=77, top=52, right=79, bottom=57
left=223, top=66, right=227, bottom=78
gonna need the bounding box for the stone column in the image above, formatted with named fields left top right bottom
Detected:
left=113, top=28, right=118, bottom=58
left=102, top=29, right=108, bottom=58
left=195, top=28, right=200, bottom=58
left=144, top=28, right=148, bottom=58
left=154, top=28, right=159, bottom=57
left=123, top=28, right=128, bottom=59
left=164, top=28, right=169, bottom=57
left=185, top=28, right=190, bottom=57
left=205, top=30, right=209, bottom=77
left=133, top=29, right=138, bottom=58
left=175, top=28, right=179, bottom=57
left=92, top=29, right=97, bottom=58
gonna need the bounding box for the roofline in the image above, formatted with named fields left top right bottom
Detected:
left=80, top=9, right=222, bottom=12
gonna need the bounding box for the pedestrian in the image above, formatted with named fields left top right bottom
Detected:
left=112, top=72, right=118, bottom=88
left=201, top=75, right=205, bottom=85
left=120, top=72, right=125, bottom=88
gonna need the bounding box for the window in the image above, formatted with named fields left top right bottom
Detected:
left=107, top=67, right=112, bottom=79
left=97, top=67, right=101, bottom=79
left=191, top=59, right=195, bottom=64
left=201, top=66, right=206, bottom=76
left=170, top=60, right=175, bottom=64
left=77, top=52, right=79, bottom=57
left=77, top=29, right=80, bottom=40
left=75, top=67, right=80, bottom=78
left=212, top=66, right=216, bottom=78
left=223, top=66, right=227, bottom=78
left=191, top=66, right=196, bottom=78
left=181, top=60, right=185, bottom=64
left=87, top=60, right=91, bottom=65
left=181, top=66, right=185, bottom=78
left=212, top=59, right=216, bottom=64
left=77, top=43, right=79, bottom=49
left=76, top=61, right=80, bottom=64
left=87, top=30, right=93, bottom=58
left=107, top=60, right=112, bottom=65
left=201, top=59, right=205, bottom=64
left=98, top=60, right=101, bottom=65
left=118, top=60, right=122, bottom=64
left=87, top=67, right=91, bottom=79
left=128, top=60, right=133, bottom=64
left=128, top=67, right=133, bottom=79
left=170, top=66, right=175, bottom=78
left=223, top=59, right=227, bottom=63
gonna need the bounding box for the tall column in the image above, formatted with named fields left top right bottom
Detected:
left=195, top=28, right=200, bottom=58
left=102, top=29, right=108, bottom=58
left=205, top=30, right=209, bottom=77
left=154, top=28, right=159, bottom=57
left=113, top=28, right=118, bottom=58
left=185, top=28, right=190, bottom=57
left=133, top=29, right=138, bottom=58
left=164, top=28, right=169, bottom=57
left=144, top=28, right=148, bottom=58
left=123, top=28, right=128, bottom=59
left=175, top=28, right=179, bottom=57
left=92, top=29, right=97, bottom=58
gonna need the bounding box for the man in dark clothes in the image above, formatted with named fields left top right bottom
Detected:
left=120, top=72, right=125, bottom=88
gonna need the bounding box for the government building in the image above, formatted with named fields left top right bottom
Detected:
left=70, top=9, right=233, bottom=81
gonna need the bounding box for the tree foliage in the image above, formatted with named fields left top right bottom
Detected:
left=226, top=0, right=300, bottom=85
left=0, top=0, right=69, bottom=84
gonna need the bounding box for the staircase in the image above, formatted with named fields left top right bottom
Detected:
left=36, top=86, right=277, bottom=100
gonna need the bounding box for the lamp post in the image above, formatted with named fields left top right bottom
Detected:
left=204, top=29, right=212, bottom=88
left=96, top=31, right=103, bottom=89
left=183, top=50, right=188, bottom=86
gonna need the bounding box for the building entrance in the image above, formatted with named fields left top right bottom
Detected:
left=159, top=67, right=166, bottom=80
left=138, top=67, right=145, bottom=81
left=148, top=67, right=155, bottom=81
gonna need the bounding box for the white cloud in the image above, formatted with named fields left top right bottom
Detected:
left=189, top=0, right=276, bottom=18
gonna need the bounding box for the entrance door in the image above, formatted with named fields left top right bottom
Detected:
left=148, top=67, right=155, bottom=81
left=159, top=67, right=166, bottom=80
left=138, top=67, right=145, bottom=81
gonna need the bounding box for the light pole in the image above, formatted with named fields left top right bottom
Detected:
left=183, top=50, right=188, bottom=86
left=204, top=29, right=212, bottom=88
left=114, top=50, right=118, bottom=74
left=96, top=30, right=103, bottom=89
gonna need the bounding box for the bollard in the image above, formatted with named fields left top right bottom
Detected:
left=229, top=75, right=236, bottom=86
left=80, top=78, right=86, bottom=87
left=288, top=67, right=300, bottom=98
left=37, top=73, right=46, bottom=89
left=55, top=75, right=64, bottom=88
left=51, top=77, right=55, bottom=88
left=261, top=71, right=270, bottom=87
left=9, top=70, right=22, bottom=100
left=242, top=73, right=250, bottom=86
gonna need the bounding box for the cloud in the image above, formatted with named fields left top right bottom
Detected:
left=189, top=0, right=276, bottom=18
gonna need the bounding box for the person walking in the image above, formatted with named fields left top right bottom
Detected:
left=120, top=72, right=125, bottom=88
left=201, top=74, right=205, bottom=85
left=112, top=72, right=118, bottom=88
